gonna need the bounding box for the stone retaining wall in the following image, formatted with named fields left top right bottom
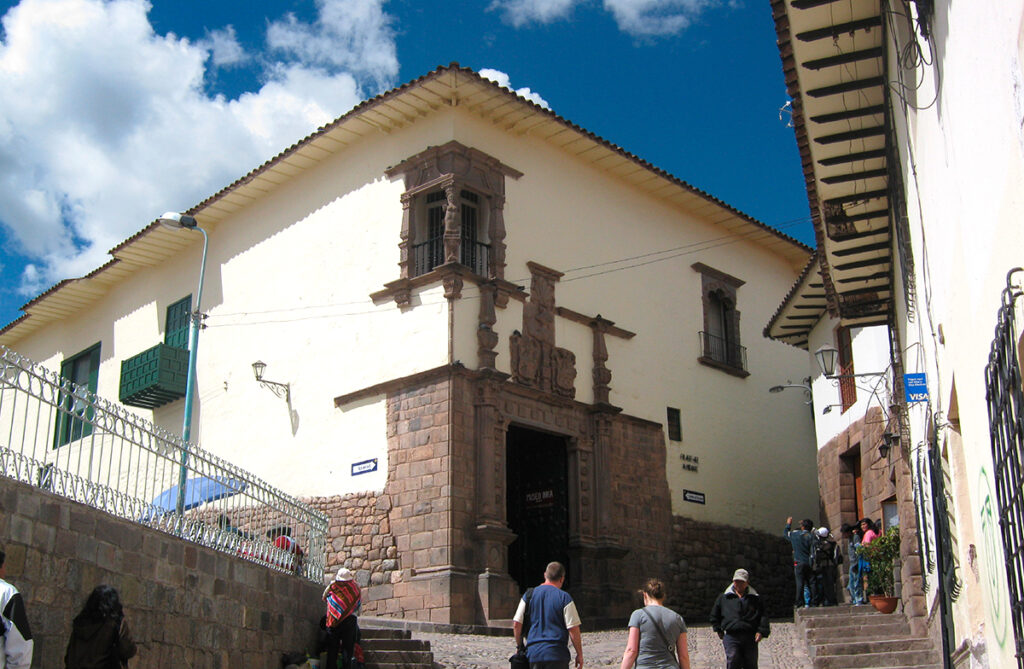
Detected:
left=308, top=490, right=399, bottom=617
left=668, top=516, right=795, bottom=622
left=0, top=476, right=323, bottom=669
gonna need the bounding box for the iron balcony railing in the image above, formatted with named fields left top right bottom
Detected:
left=698, top=331, right=748, bottom=372
left=0, top=345, right=327, bottom=581
left=412, top=237, right=489, bottom=276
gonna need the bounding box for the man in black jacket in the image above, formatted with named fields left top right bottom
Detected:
left=709, top=569, right=770, bottom=669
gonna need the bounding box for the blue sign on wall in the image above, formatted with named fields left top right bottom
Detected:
left=904, top=373, right=929, bottom=403
left=351, top=458, right=378, bottom=476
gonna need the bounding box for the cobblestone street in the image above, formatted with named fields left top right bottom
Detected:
left=421, top=621, right=812, bottom=669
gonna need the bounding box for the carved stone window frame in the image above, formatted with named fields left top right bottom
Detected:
left=373, top=142, right=522, bottom=307
left=692, top=262, right=748, bottom=378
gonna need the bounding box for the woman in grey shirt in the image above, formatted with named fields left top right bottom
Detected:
left=619, top=579, right=691, bottom=669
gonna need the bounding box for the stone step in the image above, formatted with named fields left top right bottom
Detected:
left=362, top=649, right=435, bottom=665
left=801, top=612, right=903, bottom=629
left=813, top=649, right=942, bottom=668
left=362, top=638, right=431, bottom=652
left=799, top=604, right=875, bottom=616
left=805, top=621, right=911, bottom=642
left=365, top=664, right=433, bottom=669
left=360, top=628, right=412, bottom=640
left=810, top=637, right=934, bottom=657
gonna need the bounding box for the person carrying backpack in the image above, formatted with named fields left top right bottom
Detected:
left=810, top=528, right=840, bottom=606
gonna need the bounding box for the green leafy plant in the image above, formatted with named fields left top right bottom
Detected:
left=857, top=526, right=901, bottom=596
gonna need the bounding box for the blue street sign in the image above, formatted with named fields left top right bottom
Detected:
left=352, top=458, right=378, bottom=476
left=904, top=373, right=929, bottom=403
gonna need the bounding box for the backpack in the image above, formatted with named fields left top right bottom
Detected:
left=812, top=536, right=836, bottom=570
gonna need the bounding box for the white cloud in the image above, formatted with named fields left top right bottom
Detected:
left=479, top=68, right=550, bottom=109
left=267, top=0, right=398, bottom=90
left=0, top=0, right=397, bottom=296
left=488, top=0, right=578, bottom=27
left=490, top=0, right=719, bottom=37
left=603, top=0, right=718, bottom=36
left=200, top=25, right=247, bottom=68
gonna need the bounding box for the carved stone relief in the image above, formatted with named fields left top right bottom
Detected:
left=509, top=263, right=577, bottom=399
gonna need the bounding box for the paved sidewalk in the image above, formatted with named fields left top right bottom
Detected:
left=422, top=621, right=812, bottom=668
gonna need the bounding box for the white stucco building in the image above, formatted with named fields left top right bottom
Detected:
left=769, top=1, right=1024, bottom=665
left=2, top=64, right=817, bottom=624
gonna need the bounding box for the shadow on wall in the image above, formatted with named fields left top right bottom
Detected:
left=668, top=516, right=796, bottom=622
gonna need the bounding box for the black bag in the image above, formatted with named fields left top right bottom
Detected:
left=512, top=587, right=535, bottom=669
left=509, top=648, right=530, bottom=669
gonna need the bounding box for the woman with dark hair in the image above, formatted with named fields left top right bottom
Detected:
left=64, top=585, right=136, bottom=669
left=619, top=578, right=690, bottom=669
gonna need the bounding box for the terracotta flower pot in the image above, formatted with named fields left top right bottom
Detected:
left=868, top=595, right=899, bottom=614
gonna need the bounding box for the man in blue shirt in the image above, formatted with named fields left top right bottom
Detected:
left=513, top=562, right=583, bottom=669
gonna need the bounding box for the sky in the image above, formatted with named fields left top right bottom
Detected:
left=0, top=0, right=812, bottom=329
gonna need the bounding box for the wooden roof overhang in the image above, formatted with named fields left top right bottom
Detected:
left=771, top=0, right=893, bottom=335
left=1, top=63, right=810, bottom=347
left=764, top=253, right=828, bottom=350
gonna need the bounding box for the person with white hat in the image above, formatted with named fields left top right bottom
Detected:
left=709, top=569, right=769, bottom=669
left=323, top=567, right=361, bottom=669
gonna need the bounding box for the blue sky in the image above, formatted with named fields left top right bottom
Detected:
left=0, top=0, right=811, bottom=330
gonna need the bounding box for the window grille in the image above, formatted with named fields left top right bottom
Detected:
left=984, top=267, right=1024, bottom=668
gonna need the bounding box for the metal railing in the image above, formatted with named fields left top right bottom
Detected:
left=0, top=345, right=327, bottom=581
left=412, top=236, right=489, bottom=276
left=985, top=268, right=1024, bottom=668
left=698, top=331, right=747, bottom=372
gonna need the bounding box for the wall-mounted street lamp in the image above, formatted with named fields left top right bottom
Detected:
left=768, top=378, right=812, bottom=404
left=252, top=361, right=290, bottom=402
left=158, top=211, right=209, bottom=517
left=814, top=344, right=888, bottom=380
left=879, top=431, right=900, bottom=458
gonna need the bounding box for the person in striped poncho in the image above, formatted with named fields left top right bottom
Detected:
left=322, top=567, right=361, bottom=669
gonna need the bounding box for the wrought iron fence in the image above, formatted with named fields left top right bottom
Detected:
left=698, top=331, right=747, bottom=372
left=0, top=345, right=327, bottom=582
left=984, top=267, right=1024, bottom=668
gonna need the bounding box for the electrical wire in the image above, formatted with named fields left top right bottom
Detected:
left=202, top=215, right=814, bottom=329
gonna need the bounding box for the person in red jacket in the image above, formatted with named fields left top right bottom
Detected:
left=323, top=568, right=361, bottom=669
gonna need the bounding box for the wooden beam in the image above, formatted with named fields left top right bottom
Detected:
left=803, top=47, right=884, bottom=71
left=810, top=105, right=885, bottom=124
left=796, top=16, right=882, bottom=43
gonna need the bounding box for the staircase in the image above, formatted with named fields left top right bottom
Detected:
left=359, top=627, right=434, bottom=669
left=797, top=604, right=941, bottom=669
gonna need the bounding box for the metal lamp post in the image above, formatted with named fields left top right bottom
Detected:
left=158, top=211, right=208, bottom=516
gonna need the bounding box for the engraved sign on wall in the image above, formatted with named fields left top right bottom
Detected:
left=680, top=453, right=700, bottom=473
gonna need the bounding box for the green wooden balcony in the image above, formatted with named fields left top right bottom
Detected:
left=119, top=343, right=189, bottom=409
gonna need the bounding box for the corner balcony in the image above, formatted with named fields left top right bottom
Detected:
left=119, top=343, right=189, bottom=409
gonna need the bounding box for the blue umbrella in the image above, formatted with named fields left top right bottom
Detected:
left=149, top=476, right=247, bottom=514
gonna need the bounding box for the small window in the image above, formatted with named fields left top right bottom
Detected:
left=165, top=296, right=192, bottom=350
left=836, top=327, right=857, bottom=411
left=693, top=263, right=746, bottom=375
left=667, top=407, right=682, bottom=442
left=54, top=343, right=101, bottom=448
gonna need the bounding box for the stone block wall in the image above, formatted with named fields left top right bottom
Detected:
left=0, top=476, right=323, bottom=669
left=308, top=491, right=400, bottom=616
left=668, top=516, right=794, bottom=622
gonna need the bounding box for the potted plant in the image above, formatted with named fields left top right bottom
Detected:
left=857, top=526, right=901, bottom=613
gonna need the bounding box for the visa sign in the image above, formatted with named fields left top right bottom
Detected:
left=904, top=373, right=929, bottom=403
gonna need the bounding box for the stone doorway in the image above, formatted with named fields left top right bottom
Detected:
left=506, top=424, right=570, bottom=593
